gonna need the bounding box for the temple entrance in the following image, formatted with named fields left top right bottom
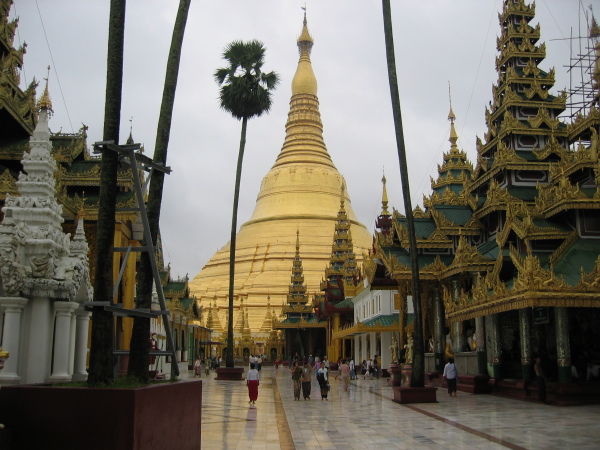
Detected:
left=270, top=348, right=277, bottom=361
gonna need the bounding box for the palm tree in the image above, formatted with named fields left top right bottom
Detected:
left=214, top=40, right=279, bottom=368
left=127, top=0, right=192, bottom=382
left=88, top=0, right=126, bottom=387
left=381, top=0, right=425, bottom=388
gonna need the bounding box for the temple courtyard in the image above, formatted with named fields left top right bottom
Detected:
left=198, top=366, right=600, bottom=449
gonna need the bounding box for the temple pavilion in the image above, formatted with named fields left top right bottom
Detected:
left=357, top=0, right=600, bottom=403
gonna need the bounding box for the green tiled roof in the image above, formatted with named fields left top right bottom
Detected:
left=507, top=186, right=538, bottom=202
left=335, top=298, right=354, bottom=309
left=180, top=298, right=194, bottom=309
left=478, top=240, right=501, bottom=259
left=396, top=217, right=437, bottom=239
left=165, top=281, right=187, bottom=292
left=554, top=239, right=600, bottom=286
left=531, top=219, right=571, bottom=232
left=383, top=248, right=443, bottom=269
left=435, top=205, right=473, bottom=226
left=362, top=314, right=398, bottom=327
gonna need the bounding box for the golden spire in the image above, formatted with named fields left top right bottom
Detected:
left=36, top=65, right=53, bottom=116
left=293, top=6, right=315, bottom=96
left=381, top=172, right=390, bottom=216
left=448, top=82, right=458, bottom=150
left=267, top=10, right=337, bottom=185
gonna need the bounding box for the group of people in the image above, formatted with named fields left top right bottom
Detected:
left=248, top=354, right=263, bottom=372
left=290, top=360, right=332, bottom=400
left=360, top=358, right=379, bottom=379
left=193, top=356, right=221, bottom=377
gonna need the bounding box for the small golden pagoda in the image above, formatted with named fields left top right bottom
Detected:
left=275, top=230, right=326, bottom=358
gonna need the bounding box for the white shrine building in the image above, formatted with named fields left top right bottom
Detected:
left=0, top=96, right=92, bottom=385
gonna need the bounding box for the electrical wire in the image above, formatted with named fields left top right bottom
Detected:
left=35, top=0, right=74, bottom=132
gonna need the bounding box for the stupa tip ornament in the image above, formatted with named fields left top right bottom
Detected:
left=36, top=65, right=53, bottom=117
left=381, top=172, right=390, bottom=217
left=292, top=10, right=317, bottom=96
left=298, top=6, right=313, bottom=52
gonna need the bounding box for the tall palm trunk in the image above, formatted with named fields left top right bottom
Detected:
left=381, top=0, right=425, bottom=388
left=88, top=0, right=126, bottom=386
left=128, top=0, right=191, bottom=382
left=226, top=117, right=247, bottom=368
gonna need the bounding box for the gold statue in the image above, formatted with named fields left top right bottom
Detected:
left=390, top=333, right=399, bottom=364
left=404, top=332, right=414, bottom=364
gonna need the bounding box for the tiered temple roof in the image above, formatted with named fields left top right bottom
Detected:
left=370, top=0, right=600, bottom=329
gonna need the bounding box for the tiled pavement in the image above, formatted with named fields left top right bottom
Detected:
left=195, top=366, right=600, bottom=449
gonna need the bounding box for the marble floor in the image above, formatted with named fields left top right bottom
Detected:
left=196, top=366, right=600, bottom=449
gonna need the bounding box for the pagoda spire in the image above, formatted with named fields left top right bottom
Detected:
left=381, top=172, right=390, bottom=217
left=260, top=295, right=274, bottom=332
left=36, top=66, right=53, bottom=117
left=426, top=104, right=474, bottom=205
left=448, top=82, right=458, bottom=150
left=287, top=229, right=308, bottom=305
left=376, top=172, right=392, bottom=234
left=271, top=13, right=334, bottom=170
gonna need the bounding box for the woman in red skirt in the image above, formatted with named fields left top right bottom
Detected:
left=247, top=362, right=260, bottom=406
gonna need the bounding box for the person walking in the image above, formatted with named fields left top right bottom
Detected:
left=257, top=355, right=263, bottom=372
left=443, top=357, right=458, bottom=396
left=291, top=361, right=303, bottom=401
left=301, top=361, right=313, bottom=400
left=246, top=362, right=260, bottom=406
left=193, top=357, right=201, bottom=377
left=534, top=356, right=547, bottom=403
left=349, top=358, right=356, bottom=380
left=339, top=359, right=351, bottom=391
left=365, top=359, right=372, bottom=379
left=317, top=364, right=329, bottom=400
left=372, top=357, right=379, bottom=379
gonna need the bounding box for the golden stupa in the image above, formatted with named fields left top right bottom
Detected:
left=189, top=15, right=373, bottom=332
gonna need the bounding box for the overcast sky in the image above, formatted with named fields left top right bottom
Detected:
left=11, top=1, right=592, bottom=280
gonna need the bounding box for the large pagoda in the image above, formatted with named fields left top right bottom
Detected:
left=189, top=14, right=373, bottom=343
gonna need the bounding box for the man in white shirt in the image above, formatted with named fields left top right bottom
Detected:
left=349, top=359, right=355, bottom=380
left=443, top=357, right=458, bottom=396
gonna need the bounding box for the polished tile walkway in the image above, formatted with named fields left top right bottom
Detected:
left=197, top=366, right=600, bottom=449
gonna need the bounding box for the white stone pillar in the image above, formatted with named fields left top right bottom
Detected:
left=25, top=297, right=53, bottom=384
left=354, top=335, right=359, bottom=364
left=361, top=334, right=367, bottom=366
left=68, top=313, right=76, bottom=376
left=370, top=332, right=377, bottom=359
left=49, top=301, right=79, bottom=383
left=72, top=308, right=91, bottom=382
left=380, top=332, right=392, bottom=369
left=0, top=297, right=28, bottom=384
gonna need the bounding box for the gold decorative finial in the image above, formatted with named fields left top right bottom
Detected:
left=340, top=182, right=346, bottom=208
left=448, top=81, right=455, bottom=123
left=381, top=169, right=390, bottom=216
left=127, top=116, right=134, bottom=145
left=448, top=81, right=458, bottom=149
left=297, top=4, right=313, bottom=54
left=37, top=65, right=54, bottom=116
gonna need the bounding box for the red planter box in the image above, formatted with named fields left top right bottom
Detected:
left=0, top=379, right=202, bottom=450
left=215, top=367, right=245, bottom=380
left=392, top=386, right=438, bottom=404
